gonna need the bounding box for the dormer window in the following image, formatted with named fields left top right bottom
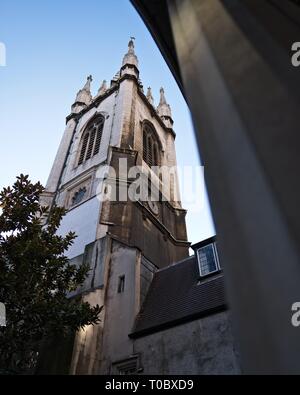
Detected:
left=196, top=242, right=220, bottom=278
left=77, top=114, right=104, bottom=166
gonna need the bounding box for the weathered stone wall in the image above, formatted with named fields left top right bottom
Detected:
left=133, top=312, right=241, bottom=375
left=103, top=147, right=189, bottom=268
left=68, top=236, right=108, bottom=295
left=99, top=241, right=141, bottom=374
left=140, top=256, right=156, bottom=306
left=69, top=289, right=105, bottom=375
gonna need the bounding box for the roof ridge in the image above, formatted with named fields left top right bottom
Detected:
left=156, top=255, right=195, bottom=273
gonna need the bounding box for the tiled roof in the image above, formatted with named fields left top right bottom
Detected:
left=130, top=255, right=227, bottom=338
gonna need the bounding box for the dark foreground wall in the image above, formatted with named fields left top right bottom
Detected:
left=131, top=0, right=300, bottom=374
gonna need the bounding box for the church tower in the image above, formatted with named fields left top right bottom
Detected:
left=40, top=39, right=189, bottom=374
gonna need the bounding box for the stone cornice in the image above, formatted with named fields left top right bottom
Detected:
left=120, top=63, right=140, bottom=78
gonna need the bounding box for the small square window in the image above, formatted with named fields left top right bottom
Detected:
left=118, top=275, right=125, bottom=293
left=197, top=243, right=220, bottom=277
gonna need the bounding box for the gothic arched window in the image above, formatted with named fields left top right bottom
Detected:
left=142, top=123, right=160, bottom=168
left=78, top=114, right=104, bottom=166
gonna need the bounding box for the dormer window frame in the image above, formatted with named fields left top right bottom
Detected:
left=194, top=238, right=221, bottom=279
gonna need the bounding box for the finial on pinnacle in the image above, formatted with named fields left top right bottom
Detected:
left=146, top=87, right=154, bottom=105
left=128, top=37, right=135, bottom=53
left=83, top=75, right=93, bottom=91
left=157, top=87, right=172, bottom=122
left=72, top=75, right=93, bottom=112
left=97, top=79, right=107, bottom=96
left=159, top=87, right=167, bottom=105
left=122, top=36, right=138, bottom=68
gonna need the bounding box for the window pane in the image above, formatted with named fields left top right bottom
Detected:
left=93, top=123, right=103, bottom=155
left=197, top=244, right=217, bottom=276
left=78, top=133, right=89, bottom=165
left=86, top=128, right=96, bottom=160
left=147, top=136, right=153, bottom=167
left=143, top=130, right=147, bottom=162
left=78, top=115, right=104, bottom=165
left=118, top=275, right=125, bottom=293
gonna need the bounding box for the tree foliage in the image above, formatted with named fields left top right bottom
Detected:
left=0, top=175, right=102, bottom=373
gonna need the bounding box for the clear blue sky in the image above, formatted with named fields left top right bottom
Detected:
left=0, top=0, right=215, bottom=244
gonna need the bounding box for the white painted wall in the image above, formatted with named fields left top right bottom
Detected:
left=57, top=196, right=101, bottom=259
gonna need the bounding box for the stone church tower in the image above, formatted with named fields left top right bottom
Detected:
left=40, top=39, right=189, bottom=374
